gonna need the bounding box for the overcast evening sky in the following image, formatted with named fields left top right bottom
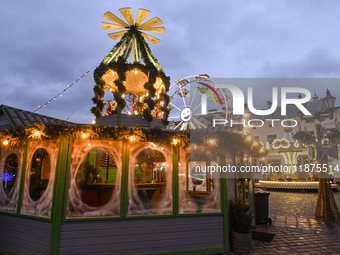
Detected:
left=1, top=1, right=340, bottom=124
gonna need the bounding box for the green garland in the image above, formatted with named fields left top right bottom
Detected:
left=91, top=30, right=170, bottom=125
left=292, top=131, right=314, bottom=143
left=0, top=124, right=267, bottom=158
left=0, top=123, right=188, bottom=146
left=324, top=129, right=340, bottom=143
left=190, top=130, right=268, bottom=157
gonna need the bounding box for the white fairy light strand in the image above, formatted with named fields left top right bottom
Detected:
left=34, top=66, right=97, bottom=113
left=66, top=88, right=93, bottom=121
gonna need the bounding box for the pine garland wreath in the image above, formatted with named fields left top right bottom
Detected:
left=0, top=123, right=267, bottom=158
left=324, top=129, right=340, bottom=143
left=0, top=123, right=188, bottom=146
left=292, top=131, right=314, bottom=144
left=190, top=129, right=268, bottom=157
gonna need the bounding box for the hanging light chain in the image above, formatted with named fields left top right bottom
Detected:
left=34, top=66, right=97, bottom=113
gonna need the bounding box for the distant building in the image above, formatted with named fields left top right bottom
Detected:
left=168, top=90, right=340, bottom=181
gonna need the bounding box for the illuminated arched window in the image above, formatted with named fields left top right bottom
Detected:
left=29, top=149, right=50, bottom=201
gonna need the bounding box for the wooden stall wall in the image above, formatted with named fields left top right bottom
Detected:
left=0, top=214, right=52, bottom=255
left=226, top=149, right=236, bottom=201
left=58, top=216, right=224, bottom=255
left=227, top=179, right=236, bottom=201
left=0, top=139, right=229, bottom=255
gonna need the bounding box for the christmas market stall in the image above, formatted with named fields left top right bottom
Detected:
left=0, top=123, right=266, bottom=255
left=0, top=8, right=267, bottom=255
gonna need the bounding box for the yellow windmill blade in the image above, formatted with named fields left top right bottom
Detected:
left=141, top=32, right=161, bottom=44
left=140, top=27, right=165, bottom=34
left=108, top=31, right=128, bottom=40
left=103, top=11, right=129, bottom=27
left=102, top=22, right=126, bottom=31
left=103, top=9, right=165, bottom=44
left=135, top=9, right=151, bottom=26
left=137, top=17, right=163, bottom=30
left=119, top=8, right=134, bottom=26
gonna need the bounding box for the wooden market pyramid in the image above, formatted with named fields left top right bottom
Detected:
left=91, top=8, right=170, bottom=126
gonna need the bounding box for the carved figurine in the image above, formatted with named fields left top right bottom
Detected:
left=131, top=99, right=137, bottom=113
left=154, top=105, right=158, bottom=118
left=107, top=100, right=113, bottom=114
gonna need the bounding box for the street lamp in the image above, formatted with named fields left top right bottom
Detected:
left=323, top=89, right=336, bottom=117
left=297, top=89, right=336, bottom=122
left=318, top=89, right=336, bottom=120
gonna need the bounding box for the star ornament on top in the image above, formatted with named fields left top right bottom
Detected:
left=0, top=170, right=14, bottom=188
left=102, top=8, right=165, bottom=44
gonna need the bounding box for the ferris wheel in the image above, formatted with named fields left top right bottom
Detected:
left=167, top=75, right=232, bottom=130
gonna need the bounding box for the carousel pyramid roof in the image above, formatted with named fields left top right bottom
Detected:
left=94, top=8, right=166, bottom=97
left=99, top=8, right=165, bottom=70
left=91, top=8, right=170, bottom=123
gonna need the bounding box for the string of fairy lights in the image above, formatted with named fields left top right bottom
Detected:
left=66, top=88, right=93, bottom=121
left=34, top=65, right=97, bottom=113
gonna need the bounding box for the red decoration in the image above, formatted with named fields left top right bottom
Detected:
left=154, top=105, right=158, bottom=118
left=131, top=99, right=137, bottom=113
left=107, top=101, right=112, bottom=114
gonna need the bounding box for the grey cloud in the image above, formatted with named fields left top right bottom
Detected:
left=1, top=1, right=340, bottom=124
left=256, top=48, right=340, bottom=77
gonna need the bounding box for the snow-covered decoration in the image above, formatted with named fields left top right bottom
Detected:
left=0, top=147, right=23, bottom=212
left=21, top=140, right=58, bottom=218
left=66, top=140, right=123, bottom=218
left=0, top=170, right=14, bottom=188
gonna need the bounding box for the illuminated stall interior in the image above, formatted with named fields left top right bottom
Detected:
left=128, top=143, right=173, bottom=215
left=0, top=118, right=267, bottom=255
left=178, top=145, right=221, bottom=214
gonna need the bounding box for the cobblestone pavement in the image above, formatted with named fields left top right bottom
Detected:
left=224, top=190, right=340, bottom=254
left=250, top=226, right=340, bottom=255
left=226, top=216, right=340, bottom=255
left=268, top=190, right=340, bottom=218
